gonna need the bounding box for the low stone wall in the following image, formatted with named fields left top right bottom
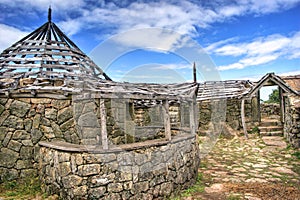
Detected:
left=260, top=103, right=280, bottom=118
left=39, top=134, right=200, bottom=200
left=284, top=98, right=300, bottom=148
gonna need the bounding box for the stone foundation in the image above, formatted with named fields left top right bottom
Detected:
left=39, top=134, right=200, bottom=200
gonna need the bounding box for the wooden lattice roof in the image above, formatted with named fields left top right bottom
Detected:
left=0, top=7, right=111, bottom=85
left=197, top=80, right=253, bottom=101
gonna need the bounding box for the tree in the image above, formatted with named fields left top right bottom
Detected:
left=265, top=88, right=280, bottom=103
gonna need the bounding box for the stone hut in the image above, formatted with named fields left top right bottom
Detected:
left=0, top=8, right=200, bottom=199
left=197, top=80, right=254, bottom=133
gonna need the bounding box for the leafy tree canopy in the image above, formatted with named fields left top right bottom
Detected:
left=265, top=88, right=279, bottom=103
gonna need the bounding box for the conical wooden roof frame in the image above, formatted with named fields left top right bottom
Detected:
left=0, top=7, right=111, bottom=82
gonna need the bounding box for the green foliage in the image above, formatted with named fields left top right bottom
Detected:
left=264, top=88, right=280, bottom=103
left=292, top=151, right=300, bottom=159
left=248, top=126, right=260, bottom=134
left=0, top=176, right=43, bottom=199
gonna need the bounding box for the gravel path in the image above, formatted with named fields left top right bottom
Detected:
left=193, top=135, right=300, bottom=200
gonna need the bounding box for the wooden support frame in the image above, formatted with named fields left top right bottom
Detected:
left=100, top=99, right=108, bottom=149
left=162, top=100, right=171, bottom=141
left=241, top=99, right=248, bottom=139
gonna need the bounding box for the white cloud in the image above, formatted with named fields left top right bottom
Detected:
left=0, top=0, right=85, bottom=11
left=0, top=24, right=28, bottom=52
left=208, top=31, right=300, bottom=71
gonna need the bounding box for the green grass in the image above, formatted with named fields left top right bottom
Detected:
left=172, top=172, right=205, bottom=199
left=0, top=176, right=45, bottom=199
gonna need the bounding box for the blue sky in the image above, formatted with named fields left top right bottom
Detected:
left=0, top=0, right=299, bottom=86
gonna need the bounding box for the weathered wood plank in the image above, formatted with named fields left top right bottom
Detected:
left=163, top=100, right=171, bottom=141
left=100, top=99, right=108, bottom=149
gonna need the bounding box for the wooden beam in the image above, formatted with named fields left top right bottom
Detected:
left=241, top=99, right=248, bottom=139
left=162, top=100, right=171, bottom=141
left=100, top=99, right=108, bottom=149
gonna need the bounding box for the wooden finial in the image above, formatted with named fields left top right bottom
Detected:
left=193, top=62, right=197, bottom=83
left=48, top=6, right=52, bottom=22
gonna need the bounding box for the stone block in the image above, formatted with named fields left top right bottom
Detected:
left=31, top=129, right=43, bottom=144
left=58, top=153, right=70, bottom=163
left=57, top=107, right=73, bottom=125
left=0, top=104, right=4, bottom=115
left=0, top=148, right=19, bottom=168
left=20, top=146, right=33, bottom=159
left=78, top=164, right=100, bottom=176
left=77, top=112, right=100, bottom=128
left=20, top=169, right=37, bottom=178
left=117, top=152, right=134, bottom=166
left=41, top=117, right=51, bottom=126
left=24, top=119, right=32, bottom=132
left=60, top=118, right=75, bottom=132
left=51, top=122, right=63, bottom=136
left=59, top=162, right=72, bottom=176
left=88, top=187, right=106, bottom=199
left=2, top=132, right=13, bottom=147
left=0, top=98, right=8, bottom=105
left=81, top=127, right=99, bottom=138
left=131, top=181, right=149, bottom=194
left=13, top=130, right=30, bottom=140
left=36, top=104, right=45, bottom=114
left=3, top=115, right=23, bottom=129
left=62, top=175, right=83, bottom=189
left=107, top=182, right=123, bottom=192
left=159, top=182, right=173, bottom=196
left=45, top=108, right=57, bottom=120
left=52, top=99, right=71, bottom=110
left=9, top=100, right=31, bottom=117
left=31, top=98, right=52, bottom=104
left=32, top=114, right=41, bottom=129
left=8, top=140, right=22, bottom=152
left=16, top=159, right=32, bottom=169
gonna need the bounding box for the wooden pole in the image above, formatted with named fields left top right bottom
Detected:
left=241, top=99, right=248, bottom=139
left=193, top=62, right=197, bottom=83
left=163, top=100, right=171, bottom=141
left=189, top=100, right=196, bottom=135
left=100, top=99, right=108, bottom=149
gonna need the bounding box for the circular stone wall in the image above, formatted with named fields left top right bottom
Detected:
left=39, top=134, right=200, bottom=199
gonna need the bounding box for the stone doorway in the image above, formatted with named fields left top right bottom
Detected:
left=258, top=86, right=283, bottom=136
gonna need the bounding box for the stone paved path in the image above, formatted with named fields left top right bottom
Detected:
left=187, top=135, right=300, bottom=200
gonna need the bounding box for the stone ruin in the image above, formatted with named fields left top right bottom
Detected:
left=0, top=8, right=200, bottom=199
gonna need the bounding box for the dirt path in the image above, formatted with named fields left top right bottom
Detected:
left=188, top=135, right=300, bottom=200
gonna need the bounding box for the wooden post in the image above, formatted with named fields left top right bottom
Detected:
left=241, top=99, right=248, bottom=139
left=189, top=100, right=196, bottom=135
left=279, top=88, right=285, bottom=123
left=100, top=99, right=108, bottom=149
left=193, top=62, right=197, bottom=83
left=163, top=100, right=171, bottom=141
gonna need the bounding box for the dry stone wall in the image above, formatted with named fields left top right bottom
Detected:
left=197, top=98, right=254, bottom=133
left=39, top=135, right=200, bottom=200
left=260, top=103, right=280, bottom=118
left=284, top=98, right=300, bottom=148
left=0, top=97, right=79, bottom=181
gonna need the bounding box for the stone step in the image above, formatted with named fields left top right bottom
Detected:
left=260, top=130, right=283, bottom=136
left=259, top=120, right=282, bottom=127
left=258, top=126, right=283, bottom=132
